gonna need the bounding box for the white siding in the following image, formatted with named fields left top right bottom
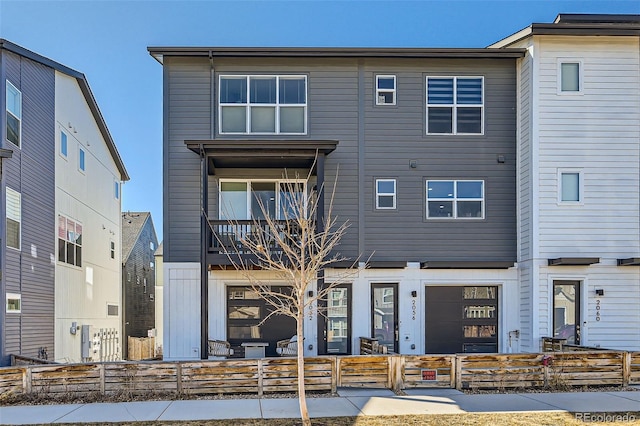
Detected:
left=54, top=71, right=123, bottom=362
left=164, top=263, right=200, bottom=360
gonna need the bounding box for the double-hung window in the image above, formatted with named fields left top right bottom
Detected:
left=427, top=77, right=483, bottom=134
left=376, top=75, right=396, bottom=105
left=219, top=179, right=306, bottom=220
left=6, top=80, right=21, bottom=147
left=427, top=180, right=484, bottom=219
left=375, top=179, right=396, bottom=209
left=58, top=215, right=82, bottom=267
left=219, top=75, right=307, bottom=134
left=6, top=187, right=21, bottom=250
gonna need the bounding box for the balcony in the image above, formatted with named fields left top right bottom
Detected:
left=207, top=219, right=303, bottom=266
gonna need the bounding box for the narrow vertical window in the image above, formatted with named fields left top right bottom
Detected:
left=375, top=179, right=396, bottom=209
left=6, top=81, right=21, bottom=147
left=114, top=181, right=120, bottom=199
left=376, top=75, right=396, bottom=105
left=79, top=148, right=86, bottom=172
left=58, top=215, right=82, bottom=267
left=110, top=241, right=115, bottom=259
left=560, top=62, right=580, bottom=92
left=559, top=171, right=581, bottom=203
left=60, top=131, right=68, bottom=157
left=6, top=187, right=21, bottom=250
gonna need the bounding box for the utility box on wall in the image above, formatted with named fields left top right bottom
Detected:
left=81, top=325, right=93, bottom=361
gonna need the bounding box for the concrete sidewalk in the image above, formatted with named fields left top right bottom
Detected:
left=1, top=388, right=639, bottom=425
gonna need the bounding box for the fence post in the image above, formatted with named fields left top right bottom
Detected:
left=455, top=355, right=462, bottom=390
left=176, top=363, right=183, bottom=394
left=330, top=356, right=337, bottom=393
left=99, top=364, right=105, bottom=394
left=336, top=357, right=342, bottom=388
left=623, top=352, right=631, bottom=387
left=449, top=355, right=456, bottom=389
left=24, top=367, right=32, bottom=394
left=257, top=359, right=264, bottom=397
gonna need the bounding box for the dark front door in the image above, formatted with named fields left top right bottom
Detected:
left=553, top=281, right=581, bottom=345
left=425, top=286, right=498, bottom=354
left=371, top=283, right=399, bottom=353
left=318, top=284, right=351, bottom=355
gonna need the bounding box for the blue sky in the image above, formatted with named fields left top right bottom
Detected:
left=1, top=0, right=639, bottom=241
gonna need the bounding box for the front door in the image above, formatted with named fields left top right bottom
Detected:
left=371, top=283, right=398, bottom=353
left=318, top=284, right=351, bottom=355
left=553, top=281, right=581, bottom=344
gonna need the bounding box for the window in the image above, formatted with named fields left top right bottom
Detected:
left=150, top=241, right=155, bottom=251
left=114, top=181, right=120, bottom=199
left=559, top=170, right=582, bottom=203
left=6, top=293, right=21, bottom=313
left=6, top=81, right=21, bottom=147
left=150, top=261, right=154, bottom=270
left=79, top=148, right=86, bottom=172
left=427, top=77, right=483, bottom=134
left=219, top=75, right=306, bottom=134
left=376, top=75, right=396, bottom=105
left=58, top=215, right=82, bottom=267
left=427, top=180, right=484, bottom=219
left=107, top=304, right=119, bottom=316
left=110, top=241, right=115, bottom=259
left=219, top=179, right=306, bottom=220
left=60, top=131, right=68, bottom=157
left=375, top=179, right=396, bottom=209
left=6, top=187, right=21, bottom=250
left=559, top=60, right=582, bottom=93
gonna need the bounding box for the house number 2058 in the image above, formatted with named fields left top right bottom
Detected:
left=411, top=300, right=416, bottom=320
left=595, top=299, right=601, bottom=322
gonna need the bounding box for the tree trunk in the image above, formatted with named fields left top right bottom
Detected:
left=296, top=313, right=311, bottom=426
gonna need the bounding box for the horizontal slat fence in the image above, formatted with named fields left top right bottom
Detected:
left=2, top=351, right=639, bottom=397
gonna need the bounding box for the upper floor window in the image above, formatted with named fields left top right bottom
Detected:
left=79, top=147, right=86, bottom=172
left=6, top=293, right=21, bottom=313
left=60, top=131, right=68, bottom=157
left=427, top=180, right=484, bottom=219
left=219, top=179, right=306, bottom=220
left=114, top=181, right=120, bottom=200
left=376, top=75, right=396, bottom=105
left=6, top=187, right=21, bottom=250
left=6, top=80, right=21, bottom=147
left=559, top=169, right=582, bottom=204
left=58, top=215, right=82, bottom=267
left=110, top=240, right=115, bottom=259
left=427, top=77, right=483, bottom=134
left=219, top=75, right=306, bottom=134
left=559, top=60, right=582, bottom=93
left=375, top=179, right=396, bottom=209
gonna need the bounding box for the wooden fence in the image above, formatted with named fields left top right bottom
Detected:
left=1, top=351, right=639, bottom=397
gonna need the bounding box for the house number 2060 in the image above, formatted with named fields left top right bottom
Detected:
left=595, top=299, right=601, bottom=322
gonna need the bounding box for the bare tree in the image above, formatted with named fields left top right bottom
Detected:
left=207, top=168, right=356, bottom=426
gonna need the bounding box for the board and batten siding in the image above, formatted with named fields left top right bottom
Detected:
left=1, top=50, right=56, bottom=364
left=163, top=264, right=200, bottom=360
left=537, top=37, right=640, bottom=258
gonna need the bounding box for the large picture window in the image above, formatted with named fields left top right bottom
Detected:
left=58, top=215, right=82, bottom=267
left=219, top=75, right=307, bottom=134
left=6, top=80, right=21, bottom=147
left=427, top=77, right=483, bottom=134
left=427, top=180, right=484, bottom=219
left=219, top=179, right=306, bottom=220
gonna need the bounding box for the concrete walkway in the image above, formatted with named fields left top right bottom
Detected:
left=1, top=388, right=639, bottom=424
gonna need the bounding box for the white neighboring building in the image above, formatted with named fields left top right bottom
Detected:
left=54, top=64, right=129, bottom=362
left=492, top=14, right=640, bottom=351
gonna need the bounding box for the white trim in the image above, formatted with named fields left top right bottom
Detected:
left=78, top=146, right=86, bottom=173
left=5, top=80, right=22, bottom=148
left=557, top=168, right=584, bottom=205
left=218, top=75, right=307, bottom=135
left=6, top=186, right=21, bottom=251
left=6, top=292, right=21, bottom=313
left=426, top=76, right=484, bottom=135
left=557, top=58, right=584, bottom=95
left=59, top=129, right=68, bottom=159
left=375, top=75, right=396, bottom=106
left=426, top=179, right=485, bottom=219
left=375, top=178, right=396, bottom=210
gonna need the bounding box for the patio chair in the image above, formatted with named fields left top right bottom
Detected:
left=208, top=339, right=234, bottom=358
left=276, top=335, right=300, bottom=356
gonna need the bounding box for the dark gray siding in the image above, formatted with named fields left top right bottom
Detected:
left=122, top=216, right=158, bottom=358
left=163, top=56, right=516, bottom=264
left=1, top=50, right=56, bottom=364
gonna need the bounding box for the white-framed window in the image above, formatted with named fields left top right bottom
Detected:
left=427, top=76, right=484, bottom=134
left=114, top=181, right=120, bottom=200
left=6, top=293, right=21, bottom=313
left=375, top=179, right=396, bottom=209
left=558, top=169, right=583, bottom=204
left=60, top=130, right=68, bottom=158
left=219, top=75, right=307, bottom=134
left=6, top=187, right=21, bottom=250
left=558, top=59, right=583, bottom=94
left=219, top=179, right=307, bottom=220
left=427, top=180, right=484, bottom=219
left=78, top=147, right=86, bottom=172
left=6, top=80, right=21, bottom=147
left=58, top=215, right=82, bottom=267
left=376, top=75, right=396, bottom=105
left=110, top=240, right=115, bottom=259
